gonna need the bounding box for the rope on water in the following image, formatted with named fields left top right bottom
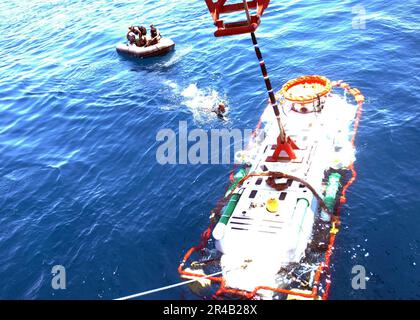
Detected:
left=114, top=270, right=224, bottom=300
left=115, top=258, right=251, bottom=300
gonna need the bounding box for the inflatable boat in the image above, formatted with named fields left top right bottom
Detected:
left=116, top=38, right=175, bottom=58
left=178, top=75, right=364, bottom=300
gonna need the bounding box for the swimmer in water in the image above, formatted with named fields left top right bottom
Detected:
left=213, top=102, right=226, bottom=120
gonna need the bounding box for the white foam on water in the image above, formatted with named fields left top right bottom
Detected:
left=161, top=45, right=193, bottom=68
left=162, top=81, right=228, bottom=122
left=163, top=79, right=178, bottom=91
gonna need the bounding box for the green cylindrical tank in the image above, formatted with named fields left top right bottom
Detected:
left=224, top=168, right=247, bottom=198
left=219, top=193, right=240, bottom=225
left=324, top=172, right=342, bottom=211
left=213, top=193, right=241, bottom=240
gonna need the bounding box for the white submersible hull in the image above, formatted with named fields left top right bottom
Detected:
left=179, top=76, right=364, bottom=300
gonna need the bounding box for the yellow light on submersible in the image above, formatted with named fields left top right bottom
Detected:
left=266, top=198, right=279, bottom=213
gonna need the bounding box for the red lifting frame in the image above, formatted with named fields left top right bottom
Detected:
left=205, top=0, right=270, bottom=37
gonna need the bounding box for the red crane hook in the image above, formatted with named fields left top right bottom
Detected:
left=204, top=0, right=270, bottom=37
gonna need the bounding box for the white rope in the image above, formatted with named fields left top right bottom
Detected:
left=114, top=270, right=223, bottom=301
left=115, top=259, right=252, bottom=300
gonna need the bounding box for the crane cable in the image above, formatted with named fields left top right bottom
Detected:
left=243, top=0, right=286, bottom=143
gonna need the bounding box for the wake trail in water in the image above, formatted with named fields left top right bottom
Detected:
left=161, top=45, right=193, bottom=68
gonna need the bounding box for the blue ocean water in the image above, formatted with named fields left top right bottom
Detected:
left=0, top=0, right=419, bottom=299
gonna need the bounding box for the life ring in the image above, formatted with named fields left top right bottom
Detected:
left=277, top=75, right=332, bottom=104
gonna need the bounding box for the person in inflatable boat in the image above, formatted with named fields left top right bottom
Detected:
left=135, top=26, right=148, bottom=47
left=126, top=26, right=136, bottom=45
left=147, top=24, right=161, bottom=46
left=136, top=26, right=147, bottom=36
left=127, top=26, right=147, bottom=47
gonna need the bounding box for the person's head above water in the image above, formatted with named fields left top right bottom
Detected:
left=218, top=102, right=226, bottom=114
left=212, top=102, right=226, bottom=120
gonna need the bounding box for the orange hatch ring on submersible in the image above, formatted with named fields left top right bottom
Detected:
left=278, top=75, right=333, bottom=104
